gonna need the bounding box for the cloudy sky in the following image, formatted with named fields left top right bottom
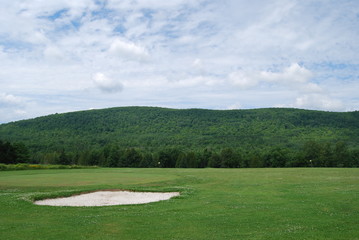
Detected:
left=0, top=0, right=358, bottom=123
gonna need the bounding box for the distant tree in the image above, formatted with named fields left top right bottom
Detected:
left=99, top=145, right=112, bottom=166
left=57, top=149, right=71, bottom=165
left=350, top=148, right=359, bottom=167
left=89, top=150, right=104, bottom=166
left=248, top=152, right=264, bottom=168
left=0, top=140, right=17, bottom=164
left=304, top=141, right=321, bottom=161
left=220, top=148, right=239, bottom=168
left=198, top=148, right=211, bottom=168
left=208, top=152, right=221, bottom=168
left=29, top=152, right=41, bottom=164
left=139, top=153, right=153, bottom=168
left=41, top=152, right=59, bottom=165
left=123, top=148, right=143, bottom=167
left=175, top=152, right=188, bottom=168
left=158, top=148, right=180, bottom=168
left=78, top=150, right=91, bottom=166
left=105, top=145, right=121, bottom=167
left=186, top=151, right=198, bottom=168
left=295, top=141, right=322, bottom=167
left=13, top=143, right=30, bottom=163
left=264, top=148, right=288, bottom=167
left=319, top=143, right=333, bottom=167
left=333, top=141, right=350, bottom=167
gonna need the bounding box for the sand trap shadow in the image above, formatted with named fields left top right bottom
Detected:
left=34, top=190, right=180, bottom=207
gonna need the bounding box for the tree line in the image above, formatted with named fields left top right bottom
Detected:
left=0, top=140, right=30, bottom=164
left=4, top=140, right=355, bottom=168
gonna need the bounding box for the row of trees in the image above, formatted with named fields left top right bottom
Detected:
left=0, top=140, right=29, bottom=164
left=2, top=139, right=358, bottom=168
left=27, top=141, right=359, bottom=168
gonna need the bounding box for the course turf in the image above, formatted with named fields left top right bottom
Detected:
left=0, top=168, right=358, bottom=239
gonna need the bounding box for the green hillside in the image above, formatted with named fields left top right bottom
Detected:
left=1, top=107, right=359, bottom=167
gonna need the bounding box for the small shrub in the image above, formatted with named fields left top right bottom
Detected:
left=0, top=163, right=7, bottom=171
left=0, top=163, right=97, bottom=171
left=29, top=164, right=42, bottom=169
left=14, top=163, right=30, bottom=170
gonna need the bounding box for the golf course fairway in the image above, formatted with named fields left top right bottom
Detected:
left=0, top=168, right=358, bottom=239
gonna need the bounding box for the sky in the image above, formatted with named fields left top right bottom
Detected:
left=0, top=0, right=358, bottom=123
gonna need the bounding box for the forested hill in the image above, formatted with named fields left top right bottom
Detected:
left=1, top=107, right=358, bottom=155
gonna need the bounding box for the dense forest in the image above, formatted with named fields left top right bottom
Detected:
left=0, top=107, right=358, bottom=167
left=0, top=140, right=29, bottom=164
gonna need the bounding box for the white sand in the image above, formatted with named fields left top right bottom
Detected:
left=34, top=191, right=180, bottom=207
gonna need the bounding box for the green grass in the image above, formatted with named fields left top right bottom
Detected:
left=0, top=168, right=358, bottom=240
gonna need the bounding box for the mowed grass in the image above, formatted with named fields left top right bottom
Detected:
left=0, top=168, right=358, bottom=240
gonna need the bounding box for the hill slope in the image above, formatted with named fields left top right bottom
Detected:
left=1, top=107, right=358, bottom=154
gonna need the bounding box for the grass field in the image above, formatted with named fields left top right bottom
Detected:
left=0, top=168, right=358, bottom=239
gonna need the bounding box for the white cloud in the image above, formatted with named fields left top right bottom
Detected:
left=260, top=63, right=313, bottom=84
left=172, top=76, right=220, bottom=87
left=43, top=45, right=64, bottom=61
left=93, top=72, right=123, bottom=93
left=192, top=58, right=202, bottom=69
left=229, top=71, right=259, bottom=89
left=0, top=46, right=7, bottom=59
left=107, top=0, right=199, bottom=11
left=297, top=82, right=322, bottom=93
left=0, top=0, right=358, bottom=123
left=294, top=94, right=344, bottom=111
left=108, top=39, right=149, bottom=62
left=227, top=103, right=243, bottom=110
left=229, top=63, right=322, bottom=93
left=0, top=93, right=27, bottom=123
left=0, top=93, right=24, bottom=107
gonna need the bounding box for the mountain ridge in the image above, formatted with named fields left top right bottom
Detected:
left=0, top=106, right=358, bottom=154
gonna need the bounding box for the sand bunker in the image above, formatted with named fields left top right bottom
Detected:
left=34, top=191, right=180, bottom=207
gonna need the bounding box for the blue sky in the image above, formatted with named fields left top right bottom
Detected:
left=0, top=0, right=358, bottom=123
